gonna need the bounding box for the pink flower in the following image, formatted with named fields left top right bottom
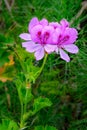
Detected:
left=19, top=17, right=79, bottom=62
left=52, top=23, right=78, bottom=62
left=19, top=18, right=55, bottom=60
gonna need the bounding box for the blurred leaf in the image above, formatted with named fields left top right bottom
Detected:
left=0, top=33, right=14, bottom=67
left=35, top=125, right=57, bottom=130
left=0, top=49, right=10, bottom=67
left=0, top=33, right=14, bottom=45
left=35, top=125, right=44, bottom=130
left=4, top=55, right=14, bottom=66
left=33, top=97, right=52, bottom=114
left=0, top=119, right=19, bottom=130
left=23, top=97, right=52, bottom=120
left=15, top=45, right=40, bottom=83
left=0, top=55, right=15, bottom=82
left=45, top=125, right=57, bottom=130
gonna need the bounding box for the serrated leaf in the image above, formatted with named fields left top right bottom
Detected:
left=35, top=125, right=44, bottom=130
left=0, top=119, right=19, bottom=130
left=33, top=97, right=52, bottom=114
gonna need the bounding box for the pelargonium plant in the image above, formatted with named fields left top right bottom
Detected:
left=20, top=17, right=79, bottom=62
left=18, top=17, right=79, bottom=129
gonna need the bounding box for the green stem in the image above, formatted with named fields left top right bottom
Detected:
left=34, top=53, right=48, bottom=80
left=40, top=53, right=48, bottom=75
left=24, top=88, right=29, bottom=113
left=20, top=102, right=23, bottom=124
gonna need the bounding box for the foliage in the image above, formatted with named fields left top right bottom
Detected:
left=35, top=125, right=57, bottom=130
left=0, top=119, right=19, bottom=130
left=0, top=0, right=87, bottom=130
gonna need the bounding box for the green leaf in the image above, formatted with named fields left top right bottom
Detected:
left=23, top=97, right=52, bottom=120
left=0, top=50, right=10, bottom=67
left=0, top=33, right=14, bottom=45
left=33, top=97, right=52, bottom=114
left=45, top=125, right=57, bottom=130
left=35, top=125, right=44, bottom=130
left=35, top=125, right=57, bottom=130
left=22, top=110, right=34, bottom=121
left=0, top=119, right=19, bottom=130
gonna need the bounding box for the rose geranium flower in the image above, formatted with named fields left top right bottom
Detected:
left=52, top=19, right=78, bottom=62
left=20, top=17, right=56, bottom=60
left=20, top=17, right=79, bottom=62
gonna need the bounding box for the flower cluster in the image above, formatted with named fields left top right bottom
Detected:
left=19, top=17, right=79, bottom=62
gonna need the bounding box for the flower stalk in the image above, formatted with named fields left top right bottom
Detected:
left=34, top=53, right=48, bottom=80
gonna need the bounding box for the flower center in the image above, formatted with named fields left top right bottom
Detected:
left=45, top=32, right=50, bottom=39
left=63, top=35, right=69, bottom=42
left=37, top=31, right=41, bottom=37
left=41, top=32, right=50, bottom=45
left=37, top=31, right=50, bottom=46
left=58, top=35, right=70, bottom=47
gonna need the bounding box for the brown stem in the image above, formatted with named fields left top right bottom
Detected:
left=70, top=1, right=87, bottom=26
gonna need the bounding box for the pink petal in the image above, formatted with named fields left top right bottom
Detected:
left=30, top=25, right=43, bottom=43
left=60, top=19, right=69, bottom=28
left=34, top=48, right=44, bottom=60
left=22, top=41, right=34, bottom=47
left=55, top=47, right=59, bottom=54
left=28, top=17, right=39, bottom=33
left=42, top=25, right=54, bottom=35
left=51, top=28, right=61, bottom=44
left=19, top=33, right=31, bottom=40
left=64, top=44, right=79, bottom=53
left=22, top=42, right=42, bottom=52
left=40, top=18, right=48, bottom=26
left=69, top=28, right=78, bottom=43
left=42, top=25, right=54, bottom=44
left=26, top=44, right=42, bottom=53
left=44, top=44, right=56, bottom=53
left=49, top=22, right=60, bottom=29
left=63, top=28, right=78, bottom=45
left=59, top=49, right=70, bottom=62
left=52, top=32, right=58, bottom=44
